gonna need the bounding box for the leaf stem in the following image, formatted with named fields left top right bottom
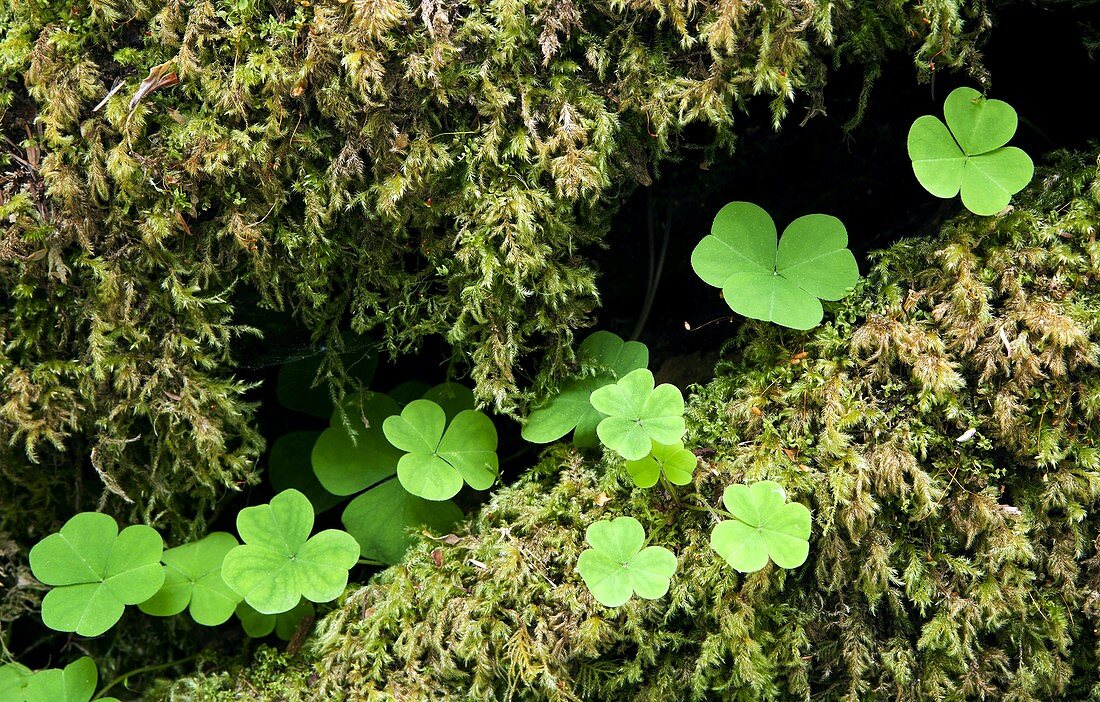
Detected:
left=92, top=653, right=199, bottom=700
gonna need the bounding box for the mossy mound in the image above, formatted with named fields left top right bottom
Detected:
left=0, top=0, right=985, bottom=552
left=154, top=152, right=1100, bottom=700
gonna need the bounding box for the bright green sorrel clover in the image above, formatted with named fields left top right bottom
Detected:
left=29, top=512, right=164, bottom=637
left=588, top=368, right=685, bottom=460
left=907, top=86, right=1034, bottom=216
left=235, top=600, right=315, bottom=640
left=710, top=481, right=812, bottom=573
left=625, top=441, right=697, bottom=488
left=221, top=489, right=360, bottom=614
left=22, top=657, right=118, bottom=702
left=384, top=399, right=498, bottom=501
left=138, top=532, right=242, bottom=626
left=0, top=663, right=32, bottom=701
left=691, top=202, right=859, bottom=330
left=576, top=517, right=677, bottom=607
left=522, top=331, right=649, bottom=447
left=312, top=388, right=466, bottom=564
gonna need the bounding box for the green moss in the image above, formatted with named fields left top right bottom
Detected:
left=0, top=0, right=988, bottom=549
left=156, top=151, right=1100, bottom=700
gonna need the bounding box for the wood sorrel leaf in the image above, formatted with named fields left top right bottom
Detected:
left=691, top=203, right=858, bottom=330
left=624, top=441, right=697, bottom=488
left=268, top=431, right=342, bottom=514
left=138, top=532, right=242, bottom=626
left=341, top=478, right=463, bottom=564
left=907, top=87, right=1034, bottom=216
left=0, top=663, right=32, bottom=701
left=235, top=600, right=315, bottom=640
left=221, top=489, right=360, bottom=614
left=312, top=392, right=402, bottom=496
left=576, top=517, right=677, bottom=607
left=710, top=481, right=812, bottom=573
left=589, top=369, right=685, bottom=460
left=23, top=657, right=117, bottom=702
left=29, top=513, right=164, bottom=637
left=385, top=400, right=498, bottom=501
left=522, top=331, right=649, bottom=446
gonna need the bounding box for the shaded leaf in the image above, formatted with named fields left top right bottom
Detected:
left=341, top=478, right=463, bottom=564
left=268, top=431, right=342, bottom=513
left=624, top=441, right=697, bottom=488
left=138, top=532, right=241, bottom=626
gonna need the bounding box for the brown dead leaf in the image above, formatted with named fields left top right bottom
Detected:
left=431, top=549, right=443, bottom=567
left=130, top=61, right=179, bottom=110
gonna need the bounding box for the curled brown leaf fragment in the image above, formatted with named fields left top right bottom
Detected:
left=130, top=61, right=179, bottom=110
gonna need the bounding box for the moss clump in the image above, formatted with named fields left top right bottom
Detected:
left=1, top=0, right=988, bottom=551
left=155, top=151, right=1100, bottom=700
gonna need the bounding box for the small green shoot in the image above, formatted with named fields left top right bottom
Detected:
left=625, top=441, right=697, bottom=488
left=235, top=600, right=315, bottom=640
left=138, top=532, right=242, bottom=626
left=576, top=517, right=677, bottom=607
left=384, top=399, right=498, bottom=501
left=589, top=368, right=685, bottom=460
left=710, top=481, right=812, bottom=573
left=522, top=331, right=649, bottom=447
left=29, top=513, right=164, bottom=637
left=221, top=489, right=360, bottom=614
left=22, top=657, right=117, bottom=702
left=691, top=202, right=859, bottom=330
left=908, top=87, right=1034, bottom=216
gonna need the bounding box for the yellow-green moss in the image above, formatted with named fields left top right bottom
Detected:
left=0, top=0, right=987, bottom=548
left=156, top=151, right=1100, bottom=701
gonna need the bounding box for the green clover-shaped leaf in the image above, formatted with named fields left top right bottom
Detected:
left=268, top=431, right=342, bottom=514
left=235, top=600, right=315, bottom=640
left=23, top=657, right=117, bottom=702
left=588, top=369, right=685, bottom=460
left=312, top=392, right=402, bottom=497
left=908, top=87, right=1034, bottom=216
left=576, top=517, right=677, bottom=607
left=691, top=202, right=859, bottom=330
left=138, top=532, right=242, bottom=626
left=0, top=663, right=32, bottom=701
left=341, top=478, right=463, bottom=564
left=710, top=481, right=812, bottom=573
left=29, top=512, right=164, bottom=637
left=522, top=331, right=649, bottom=446
left=221, top=489, right=360, bottom=614
left=384, top=399, right=498, bottom=501
left=625, top=441, right=697, bottom=488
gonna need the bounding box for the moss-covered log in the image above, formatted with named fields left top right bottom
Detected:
left=151, top=151, right=1100, bottom=700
